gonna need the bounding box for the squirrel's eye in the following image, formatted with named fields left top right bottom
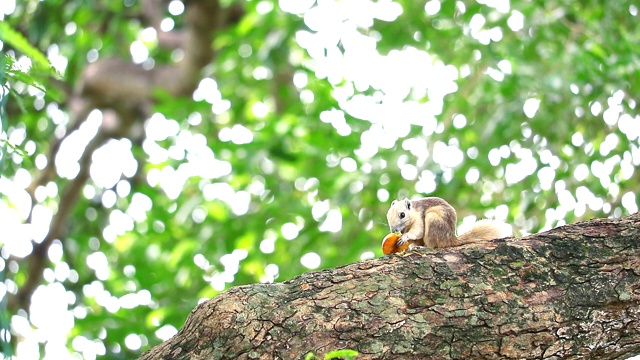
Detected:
left=399, top=212, right=405, bottom=219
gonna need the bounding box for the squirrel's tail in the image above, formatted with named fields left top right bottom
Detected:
left=456, top=219, right=511, bottom=245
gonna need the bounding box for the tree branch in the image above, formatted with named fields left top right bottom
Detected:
left=26, top=97, right=93, bottom=207
left=11, top=123, right=109, bottom=311
left=138, top=0, right=187, bottom=49
left=81, top=0, right=245, bottom=103
left=13, top=104, right=140, bottom=312
left=140, top=214, right=640, bottom=359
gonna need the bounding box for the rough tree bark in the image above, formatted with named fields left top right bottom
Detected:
left=140, top=213, right=640, bottom=360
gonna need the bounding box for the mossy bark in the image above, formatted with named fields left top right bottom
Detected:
left=140, top=213, right=640, bottom=360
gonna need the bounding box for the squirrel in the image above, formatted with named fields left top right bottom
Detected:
left=386, top=197, right=509, bottom=249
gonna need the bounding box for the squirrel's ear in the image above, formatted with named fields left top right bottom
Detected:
left=391, top=200, right=397, bottom=206
left=404, top=198, right=411, bottom=210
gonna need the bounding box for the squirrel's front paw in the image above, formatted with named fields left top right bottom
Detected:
left=397, top=234, right=410, bottom=246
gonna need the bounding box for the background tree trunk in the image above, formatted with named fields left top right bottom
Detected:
left=142, top=213, right=640, bottom=359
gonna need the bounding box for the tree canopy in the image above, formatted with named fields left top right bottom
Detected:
left=0, top=0, right=639, bottom=358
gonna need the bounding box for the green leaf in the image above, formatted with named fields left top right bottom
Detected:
left=0, top=22, right=52, bottom=72
left=325, top=349, right=360, bottom=359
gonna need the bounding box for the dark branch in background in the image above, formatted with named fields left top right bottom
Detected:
left=81, top=1, right=245, bottom=102
left=9, top=0, right=245, bottom=313
left=12, top=121, right=108, bottom=311
left=16, top=99, right=95, bottom=313
left=141, top=0, right=186, bottom=49
left=15, top=103, right=142, bottom=312
left=25, top=98, right=93, bottom=206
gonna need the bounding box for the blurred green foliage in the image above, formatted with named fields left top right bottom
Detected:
left=1, top=0, right=639, bottom=358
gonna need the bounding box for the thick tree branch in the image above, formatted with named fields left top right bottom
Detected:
left=140, top=214, right=640, bottom=359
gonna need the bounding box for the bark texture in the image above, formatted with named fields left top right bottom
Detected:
left=140, top=213, right=640, bottom=360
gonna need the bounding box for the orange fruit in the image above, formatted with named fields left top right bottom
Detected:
left=381, top=233, right=408, bottom=255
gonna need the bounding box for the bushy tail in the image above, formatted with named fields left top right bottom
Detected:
left=456, top=219, right=510, bottom=245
